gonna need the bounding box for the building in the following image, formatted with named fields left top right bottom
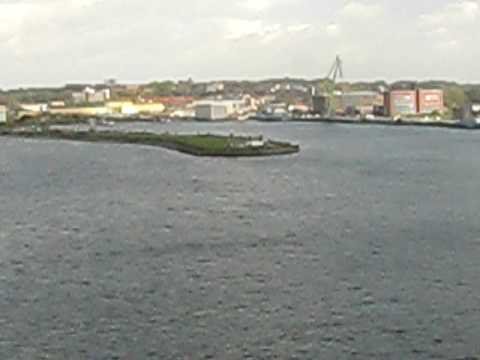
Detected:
left=139, top=96, right=194, bottom=109
left=124, top=103, right=165, bottom=115
left=49, top=101, right=66, bottom=108
left=19, top=103, right=48, bottom=113
left=72, top=87, right=111, bottom=104
left=48, top=107, right=111, bottom=116
left=289, top=103, right=310, bottom=114
left=385, top=89, right=445, bottom=117
left=336, top=91, right=385, bottom=115
left=472, top=104, right=480, bottom=117
left=170, top=109, right=195, bottom=118
left=72, top=91, right=88, bottom=104
left=417, top=89, right=444, bottom=114
left=205, top=82, right=224, bottom=94
left=194, top=96, right=255, bottom=119
left=88, top=90, right=111, bottom=103
left=386, top=90, right=417, bottom=116
left=312, top=95, right=330, bottom=115
left=195, top=104, right=228, bottom=120
left=0, top=105, right=7, bottom=123
left=106, top=101, right=165, bottom=115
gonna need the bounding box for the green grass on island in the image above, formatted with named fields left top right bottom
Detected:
left=0, top=128, right=300, bottom=157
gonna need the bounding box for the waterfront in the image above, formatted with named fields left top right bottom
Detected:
left=1, top=121, right=480, bottom=359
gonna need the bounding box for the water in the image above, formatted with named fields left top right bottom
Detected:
left=1, top=122, right=480, bottom=359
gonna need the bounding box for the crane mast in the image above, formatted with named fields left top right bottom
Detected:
left=327, top=55, right=344, bottom=84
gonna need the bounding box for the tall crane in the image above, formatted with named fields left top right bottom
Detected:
left=327, top=55, right=344, bottom=84
left=311, top=55, right=344, bottom=116
left=326, top=55, right=343, bottom=116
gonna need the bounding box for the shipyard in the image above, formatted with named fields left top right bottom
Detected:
left=2, top=64, right=480, bottom=130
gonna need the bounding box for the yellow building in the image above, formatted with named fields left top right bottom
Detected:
left=48, top=107, right=111, bottom=116
left=106, top=101, right=165, bottom=115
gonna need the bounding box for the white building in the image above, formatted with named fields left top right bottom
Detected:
left=472, top=104, right=480, bottom=116
left=20, top=103, right=48, bottom=113
left=195, top=104, right=228, bottom=120
left=72, top=87, right=111, bottom=104
left=0, top=105, right=7, bottom=123
left=194, top=95, right=257, bottom=120
left=205, top=82, right=224, bottom=94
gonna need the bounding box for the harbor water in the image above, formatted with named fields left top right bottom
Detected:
left=1, top=121, right=479, bottom=359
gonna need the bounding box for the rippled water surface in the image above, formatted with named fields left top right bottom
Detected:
left=1, top=122, right=480, bottom=359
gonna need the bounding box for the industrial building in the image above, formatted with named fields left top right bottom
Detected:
left=0, top=105, right=7, bottom=123
left=385, top=90, right=417, bottom=116
left=312, top=95, right=329, bottom=115
left=195, top=104, right=228, bottom=120
left=335, top=91, right=385, bottom=115
left=194, top=96, right=255, bottom=120
left=385, top=89, right=444, bottom=117
left=417, top=89, right=444, bottom=114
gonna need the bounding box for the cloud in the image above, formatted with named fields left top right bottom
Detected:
left=239, top=0, right=274, bottom=12
left=0, top=0, right=479, bottom=87
left=224, top=19, right=280, bottom=41
left=420, top=0, right=479, bottom=26
left=325, top=23, right=341, bottom=37
left=341, top=1, right=383, bottom=19
left=418, top=0, right=480, bottom=50
left=224, top=18, right=312, bottom=43
left=287, top=24, right=312, bottom=33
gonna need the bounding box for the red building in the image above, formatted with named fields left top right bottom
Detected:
left=385, top=89, right=444, bottom=117
left=417, top=89, right=444, bottom=114
left=385, top=90, right=417, bottom=116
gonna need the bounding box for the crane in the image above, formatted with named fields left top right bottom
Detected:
left=311, top=55, right=344, bottom=116
left=327, top=55, right=344, bottom=84
left=325, top=55, right=344, bottom=116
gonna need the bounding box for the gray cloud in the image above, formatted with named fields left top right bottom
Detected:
left=1, top=0, right=479, bottom=88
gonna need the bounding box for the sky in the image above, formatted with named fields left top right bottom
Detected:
left=0, top=0, right=479, bottom=88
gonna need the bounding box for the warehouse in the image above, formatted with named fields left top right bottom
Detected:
left=417, top=89, right=444, bottom=114
left=386, top=90, right=417, bottom=116
left=336, top=91, right=385, bottom=115
left=195, top=104, right=228, bottom=120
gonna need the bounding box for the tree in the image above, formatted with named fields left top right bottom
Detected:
left=147, top=81, right=176, bottom=96
left=444, top=86, right=467, bottom=110
left=466, top=86, right=480, bottom=103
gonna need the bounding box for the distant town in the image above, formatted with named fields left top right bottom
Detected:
left=1, top=74, right=480, bottom=127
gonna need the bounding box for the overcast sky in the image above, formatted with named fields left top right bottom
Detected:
left=1, top=0, right=479, bottom=88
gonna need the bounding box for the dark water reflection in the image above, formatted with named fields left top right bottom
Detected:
left=1, top=122, right=479, bottom=359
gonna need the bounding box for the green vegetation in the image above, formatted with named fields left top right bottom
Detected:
left=146, top=81, right=177, bottom=96
left=0, top=128, right=300, bottom=157
left=444, top=86, right=467, bottom=111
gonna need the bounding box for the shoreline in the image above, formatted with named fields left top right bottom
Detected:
left=286, top=116, right=479, bottom=130
left=3, top=114, right=479, bottom=131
